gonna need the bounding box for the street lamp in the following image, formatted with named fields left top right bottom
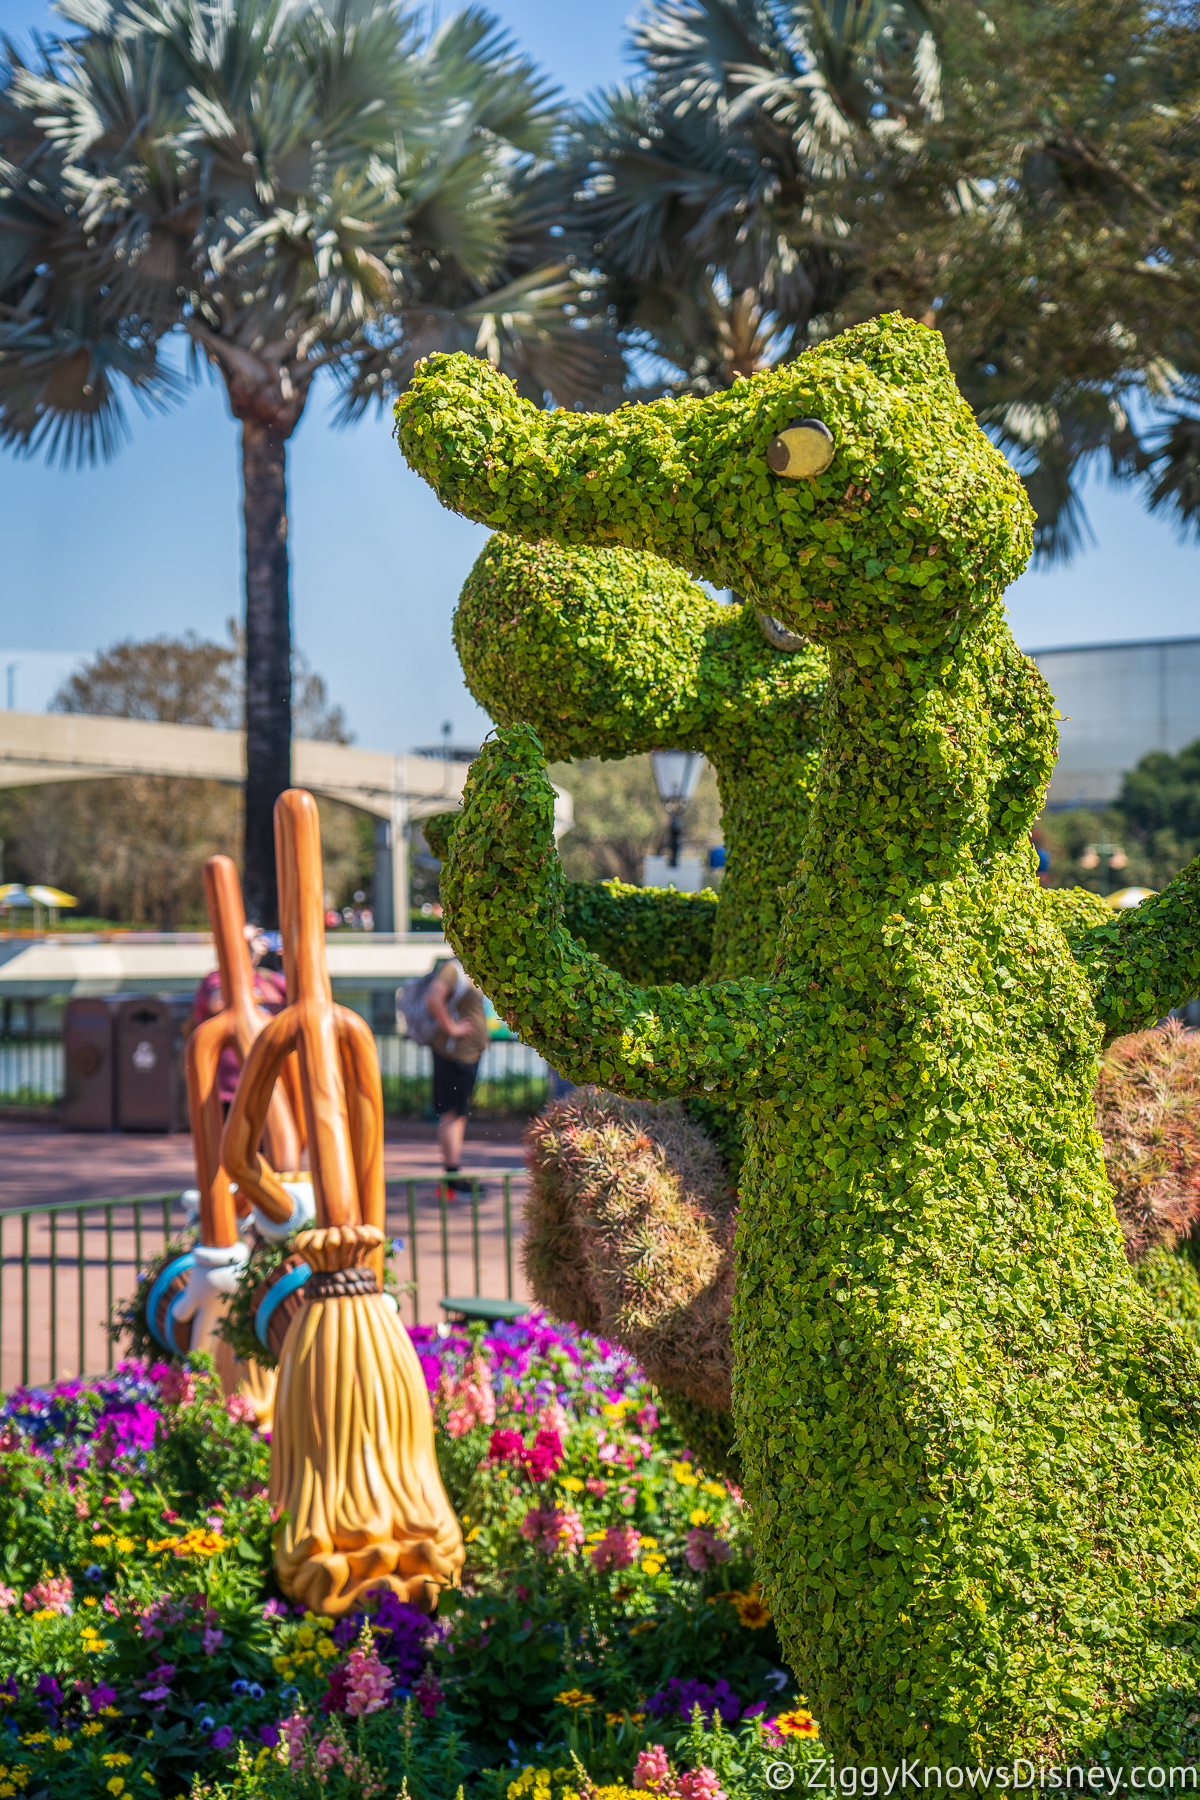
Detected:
left=649, top=750, right=705, bottom=869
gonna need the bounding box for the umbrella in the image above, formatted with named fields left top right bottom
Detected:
left=0, top=884, right=34, bottom=908
left=28, top=885, right=77, bottom=908
left=1108, top=886, right=1155, bottom=910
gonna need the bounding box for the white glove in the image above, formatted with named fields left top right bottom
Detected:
left=252, top=1179, right=316, bottom=1243
left=173, top=1241, right=250, bottom=1354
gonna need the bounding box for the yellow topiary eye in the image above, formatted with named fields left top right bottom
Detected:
left=766, top=417, right=834, bottom=478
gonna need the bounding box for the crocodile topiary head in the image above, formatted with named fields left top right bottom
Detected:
left=454, top=535, right=824, bottom=763
left=395, top=314, right=1033, bottom=649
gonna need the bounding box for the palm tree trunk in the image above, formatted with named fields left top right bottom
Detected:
left=241, top=419, right=292, bottom=930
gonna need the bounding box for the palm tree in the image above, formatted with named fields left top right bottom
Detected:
left=557, top=0, right=938, bottom=396
left=0, top=0, right=616, bottom=925
left=562, top=0, right=1200, bottom=560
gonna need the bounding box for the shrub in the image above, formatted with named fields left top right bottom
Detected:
left=399, top=312, right=1200, bottom=1763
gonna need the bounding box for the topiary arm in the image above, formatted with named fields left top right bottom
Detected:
left=442, top=727, right=791, bottom=1102
left=562, top=879, right=717, bottom=986
left=1071, top=860, right=1200, bottom=1044
left=426, top=808, right=718, bottom=984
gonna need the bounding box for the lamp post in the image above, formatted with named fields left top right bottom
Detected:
left=649, top=751, right=705, bottom=869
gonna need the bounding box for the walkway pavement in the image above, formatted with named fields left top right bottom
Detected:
left=0, top=1118, right=535, bottom=1390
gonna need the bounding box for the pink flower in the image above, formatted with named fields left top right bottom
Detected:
left=598, top=1442, right=620, bottom=1464
left=684, top=1528, right=732, bottom=1573
left=590, top=1524, right=640, bottom=1573
left=618, top=1485, right=637, bottom=1509
left=633, top=1745, right=674, bottom=1791
left=277, top=1712, right=309, bottom=1768
left=202, top=1625, right=224, bottom=1655
left=519, top=1504, right=583, bottom=1554
left=23, top=1575, right=72, bottom=1615
left=117, top=1488, right=134, bottom=1512
left=537, top=1399, right=569, bottom=1435
left=0, top=1584, right=15, bottom=1611
left=637, top=1403, right=659, bottom=1433
left=524, top=1427, right=564, bottom=1482
left=342, top=1644, right=394, bottom=1718
left=585, top=1477, right=607, bottom=1496
left=226, top=1393, right=257, bottom=1425
left=74, top=1497, right=90, bottom=1520
left=678, top=1771, right=727, bottom=1800
left=315, top=1734, right=343, bottom=1772
left=487, top=1428, right=525, bottom=1465
left=158, top=1366, right=196, bottom=1407
left=102, top=1595, right=120, bottom=1617
left=414, top=1666, right=443, bottom=1720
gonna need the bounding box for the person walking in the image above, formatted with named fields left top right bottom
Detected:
left=423, top=958, right=490, bottom=1197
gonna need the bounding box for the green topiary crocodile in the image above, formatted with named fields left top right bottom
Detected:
left=396, top=314, right=1200, bottom=1765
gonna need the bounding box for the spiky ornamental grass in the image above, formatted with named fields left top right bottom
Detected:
left=397, top=314, right=1200, bottom=1763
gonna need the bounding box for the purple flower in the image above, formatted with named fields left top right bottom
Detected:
left=210, top=1725, right=234, bottom=1750
left=35, top=1675, right=63, bottom=1707
left=646, top=1677, right=744, bottom=1726
left=1, top=1676, right=19, bottom=1703
left=87, top=1683, right=116, bottom=1711
left=259, top=1725, right=280, bottom=1748
left=261, top=1598, right=288, bottom=1618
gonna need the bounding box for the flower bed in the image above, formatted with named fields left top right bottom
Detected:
left=0, top=1318, right=822, bottom=1798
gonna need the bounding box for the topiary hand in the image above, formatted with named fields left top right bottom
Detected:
left=441, top=725, right=790, bottom=1102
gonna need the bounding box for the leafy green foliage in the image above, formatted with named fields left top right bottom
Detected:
left=400, top=312, right=1200, bottom=1764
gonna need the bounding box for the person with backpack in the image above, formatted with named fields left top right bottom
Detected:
left=398, top=958, right=490, bottom=1196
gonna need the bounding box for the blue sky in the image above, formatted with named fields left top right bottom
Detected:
left=1, top=0, right=1197, bottom=748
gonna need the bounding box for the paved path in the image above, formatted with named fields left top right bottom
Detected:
left=0, top=1116, right=529, bottom=1208
left=0, top=1118, right=535, bottom=1390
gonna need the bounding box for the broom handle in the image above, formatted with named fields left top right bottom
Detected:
left=275, top=790, right=360, bottom=1230
left=201, top=854, right=304, bottom=1175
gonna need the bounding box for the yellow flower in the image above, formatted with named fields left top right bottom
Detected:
left=602, top=1400, right=628, bottom=1422
left=774, top=1707, right=819, bottom=1739
left=140, top=1776, right=155, bottom=1786
left=107, top=1781, right=125, bottom=1796
left=0, top=1782, right=14, bottom=1798
left=730, top=1582, right=771, bottom=1629
left=31, top=1610, right=55, bottom=1622
left=91, top=1534, right=112, bottom=1547
left=295, top=1626, right=315, bottom=1649
left=669, top=1462, right=698, bottom=1487
left=688, top=1509, right=712, bottom=1527
left=100, top=1707, right=121, bottom=1717
left=115, top=1538, right=135, bottom=1555
left=628, top=1620, right=656, bottom=1635
left=466, top=1527, right=481, bottom=1543
left=585, top=1530, right=608, bottom=1543
left=81, top=1723, right=104, bottom=1737
left=22, top=1733, right=49, bottom=1746
left=102, top=1754, right=133, bottom=1767
left=273, top=1656, right=292, bottom=1676
left=637, top=1536, right=658, bottom=1550
left=553, top=1689, right=595, bottom=1708
left=701, top=1481, right=726, bottom=1498
left=82, top=1597, right=98, bottom=1609
left=52, top=1738, right=71, bottom=1752
left=316, top=1638, right=339, bottom=1659
left=640, top=1557, right=665, bottom=1576
left=558, top=1477, right=584, bottom=1493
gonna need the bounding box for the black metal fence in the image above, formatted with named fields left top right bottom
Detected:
left=0, top=1171, right=529, bottom=1393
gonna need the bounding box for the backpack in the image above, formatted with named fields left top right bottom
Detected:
left=397, top=967, right=449, bottom=1046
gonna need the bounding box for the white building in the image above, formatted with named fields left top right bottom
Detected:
left=1029, top=637, right=1200, bottom=808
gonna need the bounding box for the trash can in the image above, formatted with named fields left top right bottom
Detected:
left=61, top=996, right=121, bottom=1131
left=114, top=995, right=192, bottom=1132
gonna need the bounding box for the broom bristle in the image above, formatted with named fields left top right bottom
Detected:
left=270, top=1224, right=464, bottom=1615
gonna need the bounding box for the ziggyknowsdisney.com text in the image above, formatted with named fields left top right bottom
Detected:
left=795, top=1762, right=1200, bottom=1793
